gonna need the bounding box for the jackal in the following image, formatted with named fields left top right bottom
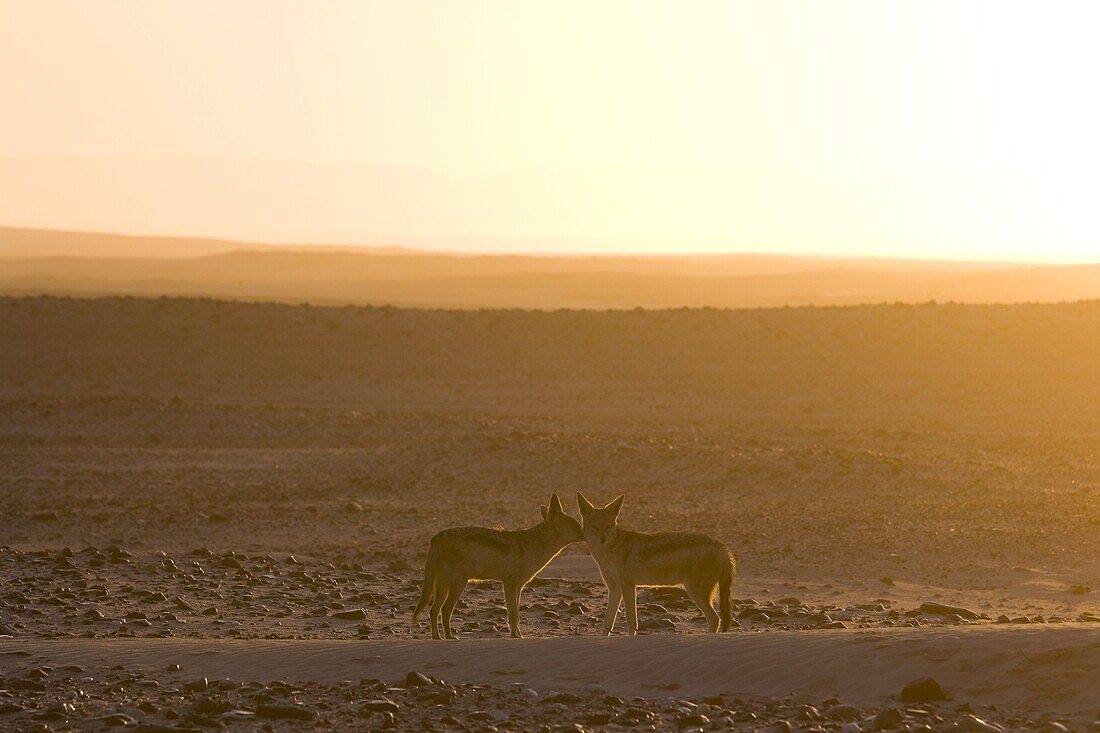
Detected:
left=413, top=493, right=583, bottom=639
left=576, top=492, right=736, bottom=635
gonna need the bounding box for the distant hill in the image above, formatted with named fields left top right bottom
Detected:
left=0, top=226, right=414, bottom=259
left=1, top=226, right=1098, bottom=309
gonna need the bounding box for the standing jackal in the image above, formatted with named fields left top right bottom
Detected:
left=413, top=493, right=583, bottom=639
left=577, top=492, right=736, bottom=635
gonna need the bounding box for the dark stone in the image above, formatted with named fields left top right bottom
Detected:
left=872, top=707, right=904, bottom=730
left=900, top=677, right=947, bottom=703
left=99, top=713, right=137, bottom=727
left=543, top=692, right=582, bottom=704
left=677, top=712, right=710, bottom=727
left=192, top=696, right=233, bottom=715
left=918, top=602, right=981, bottom=620
left=183, top=678, right=210, bottom=692
left=405, top=671, right=431, bottom=687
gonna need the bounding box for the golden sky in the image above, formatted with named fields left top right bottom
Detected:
left=2, top=1, right=1098, bottom=261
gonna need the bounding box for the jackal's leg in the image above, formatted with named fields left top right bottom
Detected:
left=503, top=581, right=523, bottom=638
left=686, top=580, right=721, bottom=633
left=429, top=583, right=448, bottom=640
left=602, top=584, right=622, bottom=636
left=623, top=584, right=638, bottom=635
left=441, top=579, right=467, bottom=640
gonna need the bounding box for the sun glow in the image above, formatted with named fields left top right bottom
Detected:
left=2, top=1, right=1099, bottom=261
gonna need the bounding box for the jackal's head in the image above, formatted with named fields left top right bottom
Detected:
left=576, top=492, right=624, bottom=547
left=540, top=493, right=584, bottom=544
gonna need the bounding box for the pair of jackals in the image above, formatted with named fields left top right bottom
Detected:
left=413, top=493, right=736, bottom=639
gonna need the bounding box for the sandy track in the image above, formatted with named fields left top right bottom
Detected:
left=5, top=625, right=1099, bottom=718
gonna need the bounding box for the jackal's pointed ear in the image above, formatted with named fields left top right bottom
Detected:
left=576, top=492, right=595, bottom=516
left=548, top=493, right=564, bottom=516
left=540, top=504, right=549, bottom=520
left=606, top=494, right=625, bottom=518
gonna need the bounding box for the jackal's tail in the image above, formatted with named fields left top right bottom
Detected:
left=412, top=541, right=438, bottom=624
left=718, top=552, right=735, bottom=632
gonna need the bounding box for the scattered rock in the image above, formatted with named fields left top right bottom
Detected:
left=331, top=608, right=368, bottom=620
left=918, top=602, right=981, bottom=620
left=677, top=712, right=710, bottom=727
left=359, top=698, right=400, bottom=713
left=405, top=671, right=431, bottom=687
left=958, top=713, right=1004, bottom=731
left=98, top=713, right=137, bottom=727
left=872, top=707, right=904, bottom=730
left=255, top=704, right=314, bottom=721
left=900, top=677, right=947, bottom=703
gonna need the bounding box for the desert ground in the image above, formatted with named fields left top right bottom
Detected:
left=2, top=295, right=1099, bottom=731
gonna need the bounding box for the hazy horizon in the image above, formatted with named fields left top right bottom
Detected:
left=3, top=225, right=1098, bottom=310
left=0, top=221, right=1087, bottom=266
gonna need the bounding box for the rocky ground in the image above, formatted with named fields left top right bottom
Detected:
left=3, top=297, right=1100, bottom=731
left=1, top=661, right=1074, bottom=733
left=2, top=551, right=1097, bottom=732
left=2, top=547, right=1098, bottom=644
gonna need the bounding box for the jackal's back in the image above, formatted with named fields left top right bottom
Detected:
left=433, top=526, right=515, bottom=552
left=428, top=526, right=518, bottom=581
left=614, top=529, right=735, bottom=587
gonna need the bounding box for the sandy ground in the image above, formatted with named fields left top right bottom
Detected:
left=6, top=625, right=1100, bottom=711
left=2, top=296, right=1099, bottom=731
